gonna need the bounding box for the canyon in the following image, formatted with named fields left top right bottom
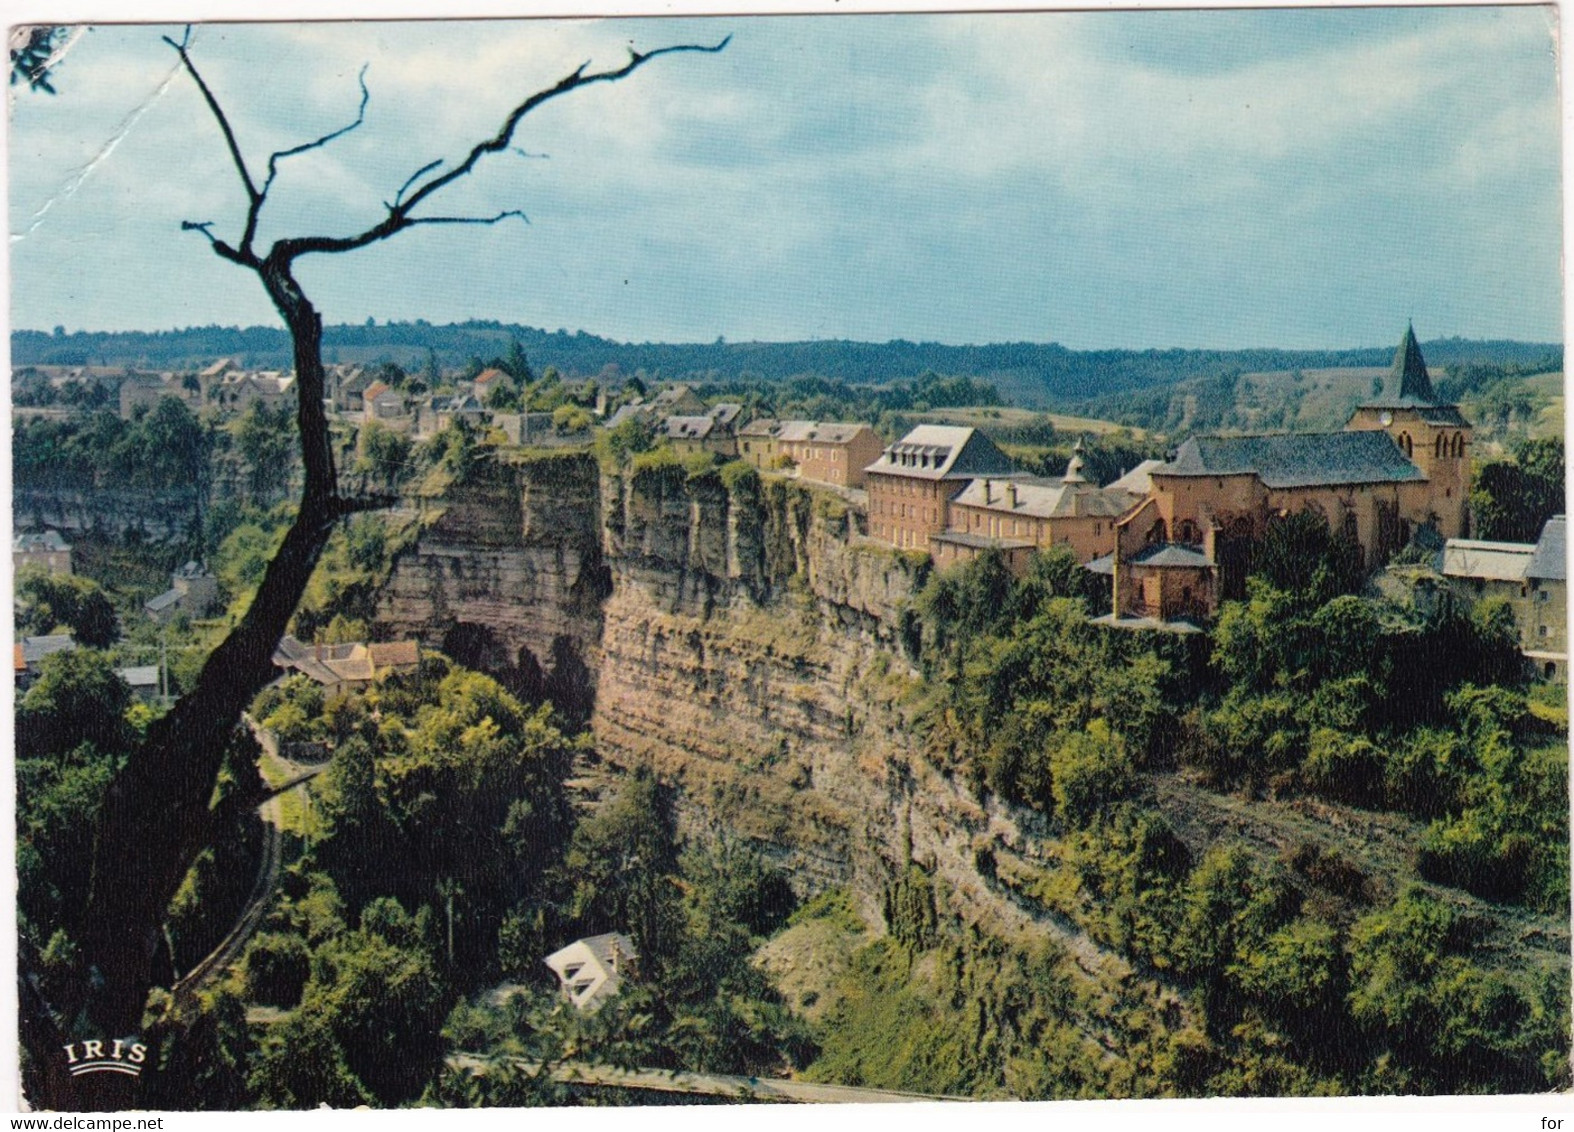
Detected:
left=372, top=449, right=1198, bottom=1068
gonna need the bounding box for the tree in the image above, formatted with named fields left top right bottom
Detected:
left=15, top=567, right=118, bottom=648
left=31, top=28, right=730, bottom=1109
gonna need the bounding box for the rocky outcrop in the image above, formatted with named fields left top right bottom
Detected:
left=14, top=486, right=203, bottom=543
left=375, top=451, right=608, bottom=715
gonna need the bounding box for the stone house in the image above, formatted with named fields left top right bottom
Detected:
left=15, top=634, right=76, bottom=691
left=865, top=425, right=1016, bottom=552
left=215, top=372, right=295, bottom=413
left=784, top=422, right=885, bottom=489
left=543, top=932, right=638, bottom=1013
left=932, top=446, right=1147, bottom=575
left=272, top=635, right=421, bottom=695
left=13, top=529, right=73, bottom=576
left=144, top=561, right=220, bottom=622
left=1444, top=515, right=1567, bottom=680
left=662, top=414, right=736, bottom=457
left=1104, top=328, right=1472, bottom=626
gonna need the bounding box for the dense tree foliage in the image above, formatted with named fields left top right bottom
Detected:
left=15, top=567, right=119, bottom=647
left=1470, top=437, right=1564, bottom=543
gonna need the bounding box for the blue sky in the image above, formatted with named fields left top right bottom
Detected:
left=6, top=8, right=1562, bottom=350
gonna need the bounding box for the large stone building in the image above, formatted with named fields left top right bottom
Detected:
left=1106, top=327, right=1473, bottom=625
left=931, top=446, right=1152, bottom=574
left=864, top=426, right=1016, bottom=552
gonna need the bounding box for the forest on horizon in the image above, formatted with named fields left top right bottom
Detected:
left=12, top=322, right=1560, bottom=411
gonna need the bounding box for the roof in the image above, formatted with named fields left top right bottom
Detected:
left=930, top=531, right=1035, bottom=551
left=1390, top=324, right=1437, bottom=402
left=144, top=588, right=184, bottom=613
left=604, top=403, right=649, bottom=428
left=1106, top=459, right=1165, bottom=497
left=949, top=476, right=1138, bottom=520
left=474, top=368, right=509, bottom=385
left=865, top=425, right=1015, bottom=481
left=543, top=932, right=639, bottom=1012
left=664, top=415, right=717, bottom=440
left=1442, top=539, right=1533, bottom=582
left=368, top=640, right=420, bottom=669
left=174, top=560, right=211, bottom=580
left=116, top=666, right=160, bottom=688
left=651, top=385, right=695, bottom=406
left=20, top=634, right=76, bottom=666
left=1528, top=515, right=1566, bottom=581
left=707, top=403, right=744, bottom=428
left=1159, top=431, right=1426, bottom=489
left=1129, top=542, right=1215, bottom=568
left=1358, top=326, right=1467, bottom=424
left=1084, top=553, right=1115, bottom=576
left=547, top=932, right=639, bottom=969
left=800, top=422, right=874, bottom=445
left=362, top=380, right=391, bottom=401
left=13, top=530, right=71, bottom=553
left=738, top=417, right=782, bottom=438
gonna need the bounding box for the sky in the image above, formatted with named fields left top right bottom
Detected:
left=5, top=7, right=1564, bottom=351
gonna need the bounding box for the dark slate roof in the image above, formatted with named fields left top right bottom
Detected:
left=1391, top=324, right=1436, bottom=401
left=1358, top=326, right=1469, bottom=425
left=1084, top=553, right=1115, bottom=576
left=1129, top=543, right=1214, bottom=568
left=865, top=425, right=1015, bottom=481
left=1528, top=515, right=1566, bottom=581
left=144, top=588, right=184, bottom=613
left=1160, top=431, right=1425, bottom=489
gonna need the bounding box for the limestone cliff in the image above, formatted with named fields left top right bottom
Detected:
left=374, top=450, right=1193, bottom=1073
left=375, top=451, right=608, bottom=720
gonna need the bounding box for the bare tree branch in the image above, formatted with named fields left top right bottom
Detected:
left=406, top=208, right=529, bottom=228
left=395, top=37, right=729, bottom=221
left=269, top=36, right=731, bottom=267
left=163, top=29, right=260, bottom=222
left=258, top=64, right=372, bottom=209
left=393, top=158, right=444, bottom=208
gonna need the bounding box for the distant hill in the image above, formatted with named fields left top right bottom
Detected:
left=11, top=322, right=1558, bottom=411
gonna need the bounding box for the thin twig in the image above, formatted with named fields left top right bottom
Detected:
left=258, top=63, right=372, bottom=207
left=406, top=209, right=529, bottom=227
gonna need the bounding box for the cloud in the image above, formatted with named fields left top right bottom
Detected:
left=7, top=10, right=1561, bottom=347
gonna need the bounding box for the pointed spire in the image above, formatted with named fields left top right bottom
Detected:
left=1062, top=437, right=1088, bottom=484
left=1390, top=322, right=1436, bottom=402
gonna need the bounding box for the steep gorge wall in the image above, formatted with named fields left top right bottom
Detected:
left=375, top=451, right=1191, bottom=1070
left=375, top=452, right=608, bottom=707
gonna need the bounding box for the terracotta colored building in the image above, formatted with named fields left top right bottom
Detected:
left=931, top=446, right=1148, bottom=574
left=865, top=426, right=1015, bottom=552
left=1103, top=327, right=1473, bottom=626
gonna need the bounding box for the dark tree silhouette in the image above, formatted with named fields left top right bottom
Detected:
left=26, top=26, right=727, bottom=1110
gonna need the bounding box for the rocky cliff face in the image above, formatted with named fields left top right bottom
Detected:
left=375, top=452, right=608, bottom=720
left=377, top=449, right=1191, bottom=1067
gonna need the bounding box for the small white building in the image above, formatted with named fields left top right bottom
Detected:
left=543, top=932, right=638, bottom=1013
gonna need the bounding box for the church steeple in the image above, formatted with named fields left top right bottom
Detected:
left=1390, top=322, right=1437, bottom=403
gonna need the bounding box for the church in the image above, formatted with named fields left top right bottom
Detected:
left=1100, top=326, right=1472, bottom=626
